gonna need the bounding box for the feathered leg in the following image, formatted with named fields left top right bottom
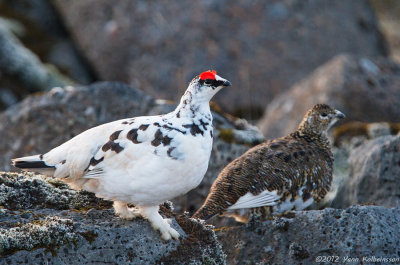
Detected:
left=113, top=201, right=141, bottom=220
left=138, top=205, right=180, bottom=241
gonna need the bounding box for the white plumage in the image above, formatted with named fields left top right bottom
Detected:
left=12, top=71, right=231, bottom=240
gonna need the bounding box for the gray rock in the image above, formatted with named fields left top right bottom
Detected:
left=217, top=206, right=400, bottom=264
left=0, top=82, right=155, bottom=172
left=0, top=81, right=263, bottom=214
left=0, top=0, right=94, bottom=84
left=52, top=0, right=386, bottom=117
left=258, top=55, right=400, bottom=139
left=0, top=21, right=71, bottom=93
left=0, top=172, right=226, bottom=264
left=332, top=135, right=400, bottom=208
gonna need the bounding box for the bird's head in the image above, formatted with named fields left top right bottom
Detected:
left=185, top=70, right=231, bottom=102
left=298, top=104, right=345, bottom=135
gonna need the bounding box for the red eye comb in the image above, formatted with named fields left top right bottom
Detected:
left=200, top=70, right=216, bottom=80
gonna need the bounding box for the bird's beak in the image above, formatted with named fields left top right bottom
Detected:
left=335, top=110, right=345, bottom=119
left=222, top=80, right=231, bottom=87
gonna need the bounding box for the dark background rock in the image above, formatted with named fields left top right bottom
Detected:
left=0, top=0, right=94, bottom=84
left=217, top=206, right=400, bottom=264
left=0, top=82, right=263, bottom=214
left=258, top=55, right=400, bottom=139
left=332, top=134, right=400, bottom=208
left=0, top=22, right=72, bottom=110
left=0, top=82, right=155, bottom=172
left=0, top=0, right=95, bottom=111
left=0, top=172, right=226, bottom=264
left=51, top=0, right=386, bottom=118
left=371, top=0, right=400, bottom=62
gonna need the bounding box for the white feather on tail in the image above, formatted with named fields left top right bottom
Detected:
left=12, top=155, right=56, bottom=176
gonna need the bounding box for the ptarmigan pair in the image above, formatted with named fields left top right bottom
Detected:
left=13, top=70, right=344, bottom=240
left=13, top=70, right=231, bottom=240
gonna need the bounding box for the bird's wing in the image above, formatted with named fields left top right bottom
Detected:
left=228, top=189, right=281, bottom=209
left=82, top=115, right=183, bottom=179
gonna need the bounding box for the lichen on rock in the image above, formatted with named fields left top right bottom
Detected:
left=0, top=216, right=75, bottom=256
left=0, top=172, right=226, bottom=264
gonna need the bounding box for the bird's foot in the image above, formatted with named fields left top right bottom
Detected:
left=139, top=205, right=181, bottom=241
left=113, top=201, right=141, bottom=220
left=157, top=220, right=180, bottom=241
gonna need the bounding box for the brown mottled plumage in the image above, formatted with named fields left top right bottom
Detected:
left=193, top=104, right=345, bottom=222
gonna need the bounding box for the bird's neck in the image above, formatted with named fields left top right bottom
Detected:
left=293, top=126, right=330, bottom=148
left=174, top=91, right=212, bottom=121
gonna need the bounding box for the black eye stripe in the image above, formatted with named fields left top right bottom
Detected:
left=201, top=79, right=223, bottom=87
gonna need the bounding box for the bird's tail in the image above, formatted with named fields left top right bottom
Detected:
left=12, top=155, right=55, bottom=176
left=192, top=205, right=215, bottom=221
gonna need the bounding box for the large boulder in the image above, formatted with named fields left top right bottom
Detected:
left=217, top=206, right=400, bottom=264
left=0, top=81, right=263, bottom=213
left=0, top=21, right=71, bottom=110
left=0, top=0, right=94, bottom=110
left=258, top=55, right=400, bottom=139
left=52, top=0, right=386, bottom=117
left=332, top=134, right=400, bottom=208
left=0, top=172, right=226, bottom=264
left=0, top=0, right=93, bottom=84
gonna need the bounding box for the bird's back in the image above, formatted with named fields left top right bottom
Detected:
left=193, top=133, right=333, bottom=221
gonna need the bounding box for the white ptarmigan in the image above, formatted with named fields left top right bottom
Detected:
left=12, top=70, right=231, bottom=240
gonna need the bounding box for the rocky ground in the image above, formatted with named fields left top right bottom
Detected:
left=217, top=206, right=400, bottom=264
left=0, top=172, right=225, bottom=264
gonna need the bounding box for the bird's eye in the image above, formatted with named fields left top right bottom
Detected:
left=204, top=79, right=212, bottom=85
left=320, top=113, right=328, bottom=119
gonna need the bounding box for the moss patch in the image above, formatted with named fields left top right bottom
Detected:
left=218, top=128, right=235, bottom=144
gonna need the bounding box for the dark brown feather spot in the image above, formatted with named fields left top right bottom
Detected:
left=109, top=130, right=122, bottom=141
left=127, top=129, right=141, bottom=144
left=167, top=147, right=177, bottom=160
left=183, top=123, right=204, bottom=136
left=163, top=136, right=172, bottom=146
left=139, top=124, right=150, bottom=131
left=89, top=156, right=104, bottom=167
left=102, top=141, right=124, bottom=153
left=151, top=129, right=163, bottom=147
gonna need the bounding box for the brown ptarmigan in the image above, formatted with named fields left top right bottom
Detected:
left=12, top=70, right=231, bottom=240
left=193, top=104, right=345, bottom=222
